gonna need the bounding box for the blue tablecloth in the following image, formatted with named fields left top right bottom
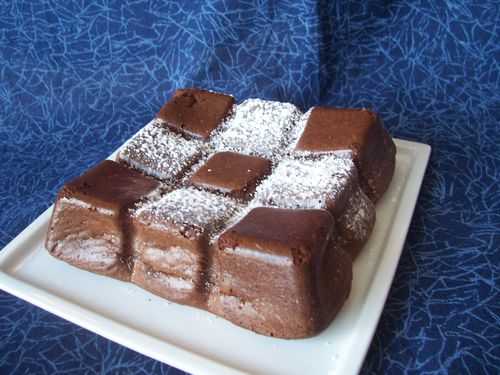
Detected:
left=1, top=1, right=499, bottom=374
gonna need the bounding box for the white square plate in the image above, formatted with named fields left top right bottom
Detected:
left=0, top=138, right=430, bottom=375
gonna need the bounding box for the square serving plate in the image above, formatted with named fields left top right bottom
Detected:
left=0, top=138, right=430, bottom=375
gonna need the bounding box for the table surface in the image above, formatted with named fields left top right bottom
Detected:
left=1, top=1, right=499, bottom=374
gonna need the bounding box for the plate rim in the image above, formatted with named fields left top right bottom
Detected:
left=344, top=138, right=431, bottom=375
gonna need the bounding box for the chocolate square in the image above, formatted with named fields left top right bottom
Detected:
left=130, top=188, right=240, bottom=307
left=117, top=120, right=203, bottom=183
left=210, top=207, right=352, bottom=338
left=295, top=107, right=396, bottom=201
left=296, top=107, right=376, bottom=152
left=190, top=152, right=271, bottom=199
left=157, top=88, right=235, bottom=139
left=45, top=160, right=160, bottom=281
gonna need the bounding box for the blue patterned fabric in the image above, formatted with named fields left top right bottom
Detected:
left=1, top=1, right=499, bottom=374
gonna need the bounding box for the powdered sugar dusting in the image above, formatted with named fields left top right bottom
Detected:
left=133, top=187, right=241, bottom=235
left=339, top=187, right=375, bottom=241
left=210, top=98, right=302, bottom=160
left=118, top=120, right=203, bottom=182
left=252, top=156, right=356, bottom=210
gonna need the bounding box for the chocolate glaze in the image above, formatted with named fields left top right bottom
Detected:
left=46, top=160, right=160, bottom=280
left=190, top=151, right=272, bottom=199
left=295, top=107, right=396, bottom=201
left=59, top=160, right=160, bottom=211
left=158, top=88, right=234, bottom=139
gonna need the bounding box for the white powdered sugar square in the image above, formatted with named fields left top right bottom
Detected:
left=133, top=187, right=240, bottom=234
left=210, top=98, right=302, bottom=160
left=252, top=156, right=356, bottom=210
left=118, top=120, right=203, bottom=182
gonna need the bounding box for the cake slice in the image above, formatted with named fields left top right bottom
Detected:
left=130, top=187, right=240, bottom=307
left=211, top=207, right=352, bottom=338
left=45, top=160, right=160, bottom=280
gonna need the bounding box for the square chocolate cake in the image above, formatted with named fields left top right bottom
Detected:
left=211, top=98, right=302, bottom=160
left=46, top=88, right=396, bottom=339
left=253, top=155, right=357, bottom=215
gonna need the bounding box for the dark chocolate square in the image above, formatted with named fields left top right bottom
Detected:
left=46, top=160, right=160, bottom=281
left=210, top=207, right=351, bottom=338
left=190, top=152, right=271, bottom=199
left=157, top=88, right=234, bottom=139
left=218, top=207, right=333, bottom=261
left=295, top=107, right=378, bottom=152
left=61, top=160, right=160, bottom=212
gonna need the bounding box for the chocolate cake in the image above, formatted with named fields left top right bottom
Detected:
left=46, top=88, right=396, bottom=339
left=210, top=98, right=302, bottom=160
